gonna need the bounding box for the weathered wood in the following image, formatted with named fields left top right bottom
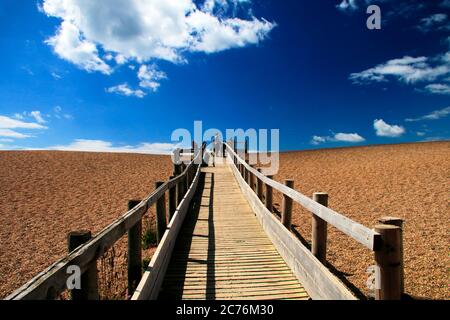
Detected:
left=223, top=143, right=379, bottom=251
left=6, top=147, right=205, bottom=300
left=132, top=163, right=202, bottom=300
left=155, top=182, right=167, bottom=245
left=168, top=178, right=177, bottom=221
left=127, top=200, right=142, bottom=297
left=159, top=165, right=308, bottom=300
left=67, top=231, right=99, bottom=300
left=249, top=165, right=256, bottom=191
left=265, top=175, right=273, bottom=212
left=257, top=168, right=263, bottom=200
left=228, top=158, right=356, bottom=300
left=378, top=216, right=404, bottom=295
left=312, top=193, right=328, bottom=264
left=374, top=224, right=402, bottom=300
left=281, top=180, right=294, bottom=229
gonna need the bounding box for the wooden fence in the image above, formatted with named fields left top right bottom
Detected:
left=223, top=141, right=404, bottom=300
left=5, top=143, right=207, bottom=300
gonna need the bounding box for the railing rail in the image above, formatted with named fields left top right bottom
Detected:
left=223, top=142, right=380, bottom=250
left=222, top=141, right=404, bottom=300
left=6, top=142, right=206, bottom=300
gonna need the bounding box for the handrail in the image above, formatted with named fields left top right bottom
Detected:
left=6, top=143, right=206, bottom=300
left=223, top=142, right=380, bottom=251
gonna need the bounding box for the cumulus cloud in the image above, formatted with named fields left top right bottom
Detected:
left=373, top=119, right=405, bottom=137
left=106, top=83, right=146, bottom=98
left=405, top=106, right=450, bottom=122
left=350, top=55, right=450, bottom=84
left=41, top=0, right=275, bottom=91
left=311, top=132, right=365, bottom=145
left=45, top=20, right=112, bottom=74
left=137, top=64, right=167, bottom=91
left=48, top=139, right=178, bottom=154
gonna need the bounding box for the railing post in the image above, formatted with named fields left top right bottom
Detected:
left=67, top=231, right=99, bottom=300
left=374, top=224, right=402, bottom=300
left=257, top=168, right=263, bottom=200
left=378, top=217, right=405, bottom=296
left=127, top=200, right=142, bottom=297
left=176, top=179, right=183, bottom=206
left=168, top=179, right=177, bottom=221
left=244, top=159, right=249, bottom=183
left=249, top=165, right=256, bottom=191
left=265, top=175, right=273, bottom=212
left=312, top=193, right=328, bottom=264
left=244, top=138, right=248, bottom=157
left=233, top=137, right=237, bottom=166
left=155, top=182, right=167, bottom=244
left=281, top=180, right=294, bottom=229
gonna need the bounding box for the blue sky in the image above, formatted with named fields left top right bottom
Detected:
left=0, top=0, right=449, bottom=153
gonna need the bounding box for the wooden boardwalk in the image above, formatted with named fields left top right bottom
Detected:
left=8, top=144, right=400, bottom=301
left=159, top=161, right=309, bottom=300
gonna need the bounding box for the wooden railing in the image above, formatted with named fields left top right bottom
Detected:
left=223, top=141, right=404, bottom=300
left=5, top=142, right=207, bottom=300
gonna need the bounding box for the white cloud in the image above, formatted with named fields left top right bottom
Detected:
left=350, top=55, right=450, bottom=84
left=424, top=83, right=450, bottom=94
left=373, top=119, right=405, bottom=137
left=53, top=105, right=73, bottom=119
left=48, top=139, right=177, bottom=154
left=336, top=0, right=358, bottom=12
left=0, top=115, right=47, bottom=140
left=29, top=111, right=47, bottom=124
left=0, top=129, right=33, bottom=139
left=137, top=64, right=167, bottom=91
left=405, top=106, right=450, bottom=122
left=106, top=83, right=146, bottom=98
left=417, top=13, right=448, bottom=32
left=311, top=132, right=365, bottom=145
left=334, top=132, right=365, bottom=142
left=51, top=71, right=62, bottom=79
left=45, top=20, right=112, bottom=75
left=0, top=115, right=47, bottom=130
left=41, top=0, right=275, bottom=80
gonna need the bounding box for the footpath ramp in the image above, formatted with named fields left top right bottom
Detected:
left=158, top=162, right=309, bottom=300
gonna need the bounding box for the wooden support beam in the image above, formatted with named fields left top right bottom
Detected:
left=374, top=224, right=402, bottom=300
left=155, top=182, right=167, bottom=245
left=265, top=175, right=273, bottom=212
left=67, top=231, right=99, bottom=300
left=281, top=180, right=294, bottom=229
left=312, top=193, right=328, bottom=264
left=379, top=216, right=404, bottom=296
left=127, top=200, right=142, bottom=297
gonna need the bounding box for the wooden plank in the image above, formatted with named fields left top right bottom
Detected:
left=6, top=147, right=206, bottom=300
left=159, top=162, right=308, bottom=300
left=223, top=143, right=380, bottom=251
left=131, top=163, right=202, bottom=300
left=228, top=157, right=357, bottom=300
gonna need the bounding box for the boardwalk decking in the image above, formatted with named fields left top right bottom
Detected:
left=159, top=161, right=309, bottom=300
